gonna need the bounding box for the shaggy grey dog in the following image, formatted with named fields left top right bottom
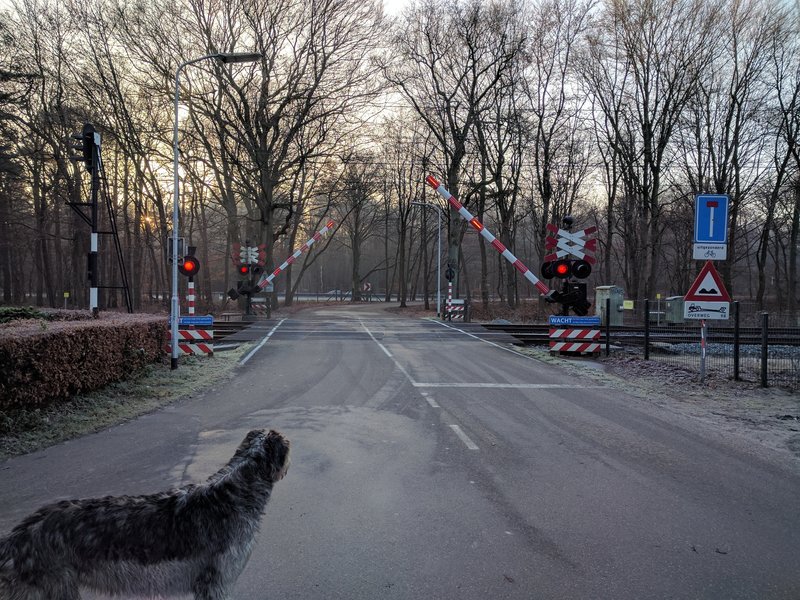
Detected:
left=0, top=429, right=290, bottom=600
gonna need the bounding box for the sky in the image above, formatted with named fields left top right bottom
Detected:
left=382, top=0, right=410, bottom=17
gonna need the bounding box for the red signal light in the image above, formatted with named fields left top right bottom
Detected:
left=554, top=261, right=570, bottom=277
left=178, top=255, right=200, bottom=277
left=238, top=264, right=250, bottom=275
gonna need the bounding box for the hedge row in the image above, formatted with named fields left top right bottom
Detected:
left=0, top=314, right=168, bottom=410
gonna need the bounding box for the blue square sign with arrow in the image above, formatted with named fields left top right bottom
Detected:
left=694, top=194, right=729, bottom=244
left=693, top=194, right=729, bottom=260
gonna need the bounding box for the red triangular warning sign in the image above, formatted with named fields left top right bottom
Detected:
left=685, top=261, right=731, bottom=302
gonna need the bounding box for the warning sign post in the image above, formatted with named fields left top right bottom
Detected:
left=683, top=261, right=731, bottom=320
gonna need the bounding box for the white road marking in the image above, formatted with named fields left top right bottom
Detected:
left=428, top=319, right=535, bottom=359
left=424, top=396, right=440, bottom=408
left=360, top=321, right=416, bottom=382
left=449, top=424, right=479, bottom=450
left=413, top=382, right=601, bottom=389
left=240, top=318, right=286, bottom=365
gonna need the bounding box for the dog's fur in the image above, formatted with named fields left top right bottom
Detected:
left=0, top=429, right=290, bottom=600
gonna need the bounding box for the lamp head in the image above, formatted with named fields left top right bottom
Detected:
left=215, top=52, right=263, bottom=64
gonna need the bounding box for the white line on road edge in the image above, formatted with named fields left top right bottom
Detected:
left=428, top=318, right=534, bottom=359
left=240, top=318, right=286, bottom=365
left=360, top=321, right=416, bottom=382
left=449, top=424, right=479, bottom=450
left=420, top=392, right=440, bottom=408
left=414, top=382, right=601, bottom=389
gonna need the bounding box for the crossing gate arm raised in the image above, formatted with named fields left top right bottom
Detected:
left=256, top=220, right=336, bottom=291
left=425, top=176, right=554, bottom=299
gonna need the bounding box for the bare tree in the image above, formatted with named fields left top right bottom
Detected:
left=334, top=152, right=383, bottom=301
left=524, top=0, right=592, bottom=263
left=756, top=13, right=799, bottom=309
left=384, top=0, right=524, bottom=294
left=675, top=0, right=783, bottom=291
left=582, top=0, right=721, bottom=298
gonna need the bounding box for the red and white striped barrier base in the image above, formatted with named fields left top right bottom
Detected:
left=250, top=303, right=270, bottom=315
left=549, top=327, right=600, bottom=354
left=165, top=328, right=214, bottom=356
left=448, top=299, right=465, bottom=320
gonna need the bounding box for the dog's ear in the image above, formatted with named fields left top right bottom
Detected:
left=242, top=429, right=266, bottom=446
left=264, top=430, right=290, bottom=481
left=233, top=429, right=265, bottom=458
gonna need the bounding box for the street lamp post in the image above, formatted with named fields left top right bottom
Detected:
left=411, top=202, right=442, bottom=316
left=171, top=52, right=262, bottom=370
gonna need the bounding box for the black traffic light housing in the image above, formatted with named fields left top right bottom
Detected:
left=71, top=123, right=97, bottom=171
left=541, top=259, right=592, bottom=280
left=572, top=259, right=592, bottom=279
left=561, top=282, right=590, bottom=316
left=541, top=259, right=593, bottom=315
left=179, top=246, right=200, bottom=277
left=179, top=255, right=200, bottom=277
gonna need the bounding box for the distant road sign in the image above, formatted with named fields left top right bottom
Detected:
left=179, top=315, right=214, bottom=327
left=548, top=316, right=601, bottom=327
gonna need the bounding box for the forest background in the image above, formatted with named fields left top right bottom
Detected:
left=0, top=0, right=798, bottom=318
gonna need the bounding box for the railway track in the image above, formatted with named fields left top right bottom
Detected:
left=481, top=323, right=800, bottom=347
left=209, top=318, right=798, bottom=347
left=212, top=320, right=253, bottom=342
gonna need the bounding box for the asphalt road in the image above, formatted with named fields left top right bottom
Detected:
left=1, top=304, right=799, bottom=599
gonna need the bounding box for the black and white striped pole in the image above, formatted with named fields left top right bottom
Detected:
left=91, top=133, right=100, bottom=315
left=79, top=123, right=101, bottom=316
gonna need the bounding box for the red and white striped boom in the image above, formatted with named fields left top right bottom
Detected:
left=425, top=176, right=551, bottom=297
left=256, top=220, right=336, bottom=291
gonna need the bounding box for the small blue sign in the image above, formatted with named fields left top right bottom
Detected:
left=694, top=194, right=729, bottom=244
left=179, top=315, right=214, bottom=327
left=549, top=315, right=601, bottom=327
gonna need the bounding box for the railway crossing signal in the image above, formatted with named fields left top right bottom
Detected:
left=541, top=217, right=596, bottom=315
left=237, top=262, right=263, bottom=277
left=542, top=258, right=592, bottom=280
left=178, top=246, right=200, bottom=277
left=543, top=221, right=597, bottom=265
left=179, top=255, right=200, bottom=277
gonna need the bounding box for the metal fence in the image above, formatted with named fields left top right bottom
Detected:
left=606, top=299, right=799, bottom=390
